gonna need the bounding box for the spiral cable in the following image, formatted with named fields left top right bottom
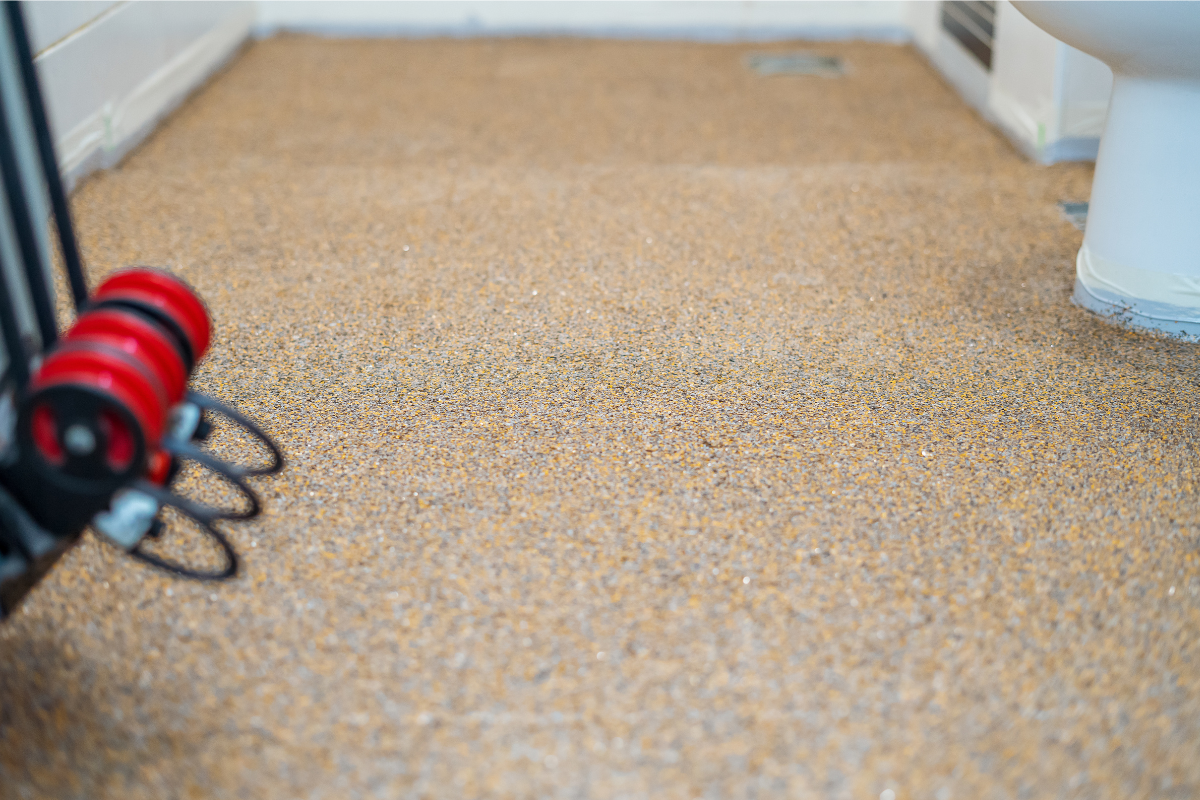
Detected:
left=161, top=438, right=262, bottom=521
left=126, top=479, right=238, bottom=581
left=186, top=391, right=284, bottom=477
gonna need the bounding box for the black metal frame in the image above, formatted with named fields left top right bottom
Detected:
left=0, top=2, right=284, bottom=620
left=4, top=1, right=88, bottom=311
left=0, top=0, right=87, bottom=393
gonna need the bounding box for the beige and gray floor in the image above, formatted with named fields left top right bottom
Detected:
left=2, top=36, right=1199, bottom=799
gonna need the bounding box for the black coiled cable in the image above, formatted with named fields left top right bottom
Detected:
left=123, top=395, right=285, bottom=581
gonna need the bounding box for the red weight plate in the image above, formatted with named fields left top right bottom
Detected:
left=93, top=286, right=207, bottom=367
left=99, top=408, right=136, bottom=470
left=30, top=404, right=64, bottom=465
left=93, top=268, right=211, bottom=363
left=35, top=344, right=167, bottom=448
left=68, top=308, right=188, bottom=404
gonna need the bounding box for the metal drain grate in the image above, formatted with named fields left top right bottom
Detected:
left=1058, top=201, right=1088, bottom=231
left=746, top=53, right=846, bottom=77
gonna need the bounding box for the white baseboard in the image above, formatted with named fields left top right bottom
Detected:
left=926, top=28, right=990, bottom=112
left=34, top=2, right=254, bottom=191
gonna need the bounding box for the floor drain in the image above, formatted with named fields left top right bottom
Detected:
left=1058, top=201, right=1088, bottom=231
left=746, top=53, right=846, bottom=77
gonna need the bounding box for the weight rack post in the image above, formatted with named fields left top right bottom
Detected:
left=4, top=1, right=87, bottom=311
left=0, top=56, right=57, bottom=349
left=0, top=247, right=28, bottom=387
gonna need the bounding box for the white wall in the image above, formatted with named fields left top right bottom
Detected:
left=25, top=1, right=120, bottom=53
left=908, top=0, right=989, bottom=109
left=26, top=0, right=254, bottom=189
left=988, top=1, right=1112, bottom=162
left=910, top=0, right=1112, bottom=163
left=988, top=1, right=1060, bottom=155
left=255, top=1, right=910, bottom=41
left=905, top=0, right=939, bottom=54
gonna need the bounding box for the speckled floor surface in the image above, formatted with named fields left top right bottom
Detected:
left=3, top=36, right=1199, bottom=800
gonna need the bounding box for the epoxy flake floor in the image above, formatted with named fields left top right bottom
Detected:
left=3, top=37, right=1199, bottom=800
